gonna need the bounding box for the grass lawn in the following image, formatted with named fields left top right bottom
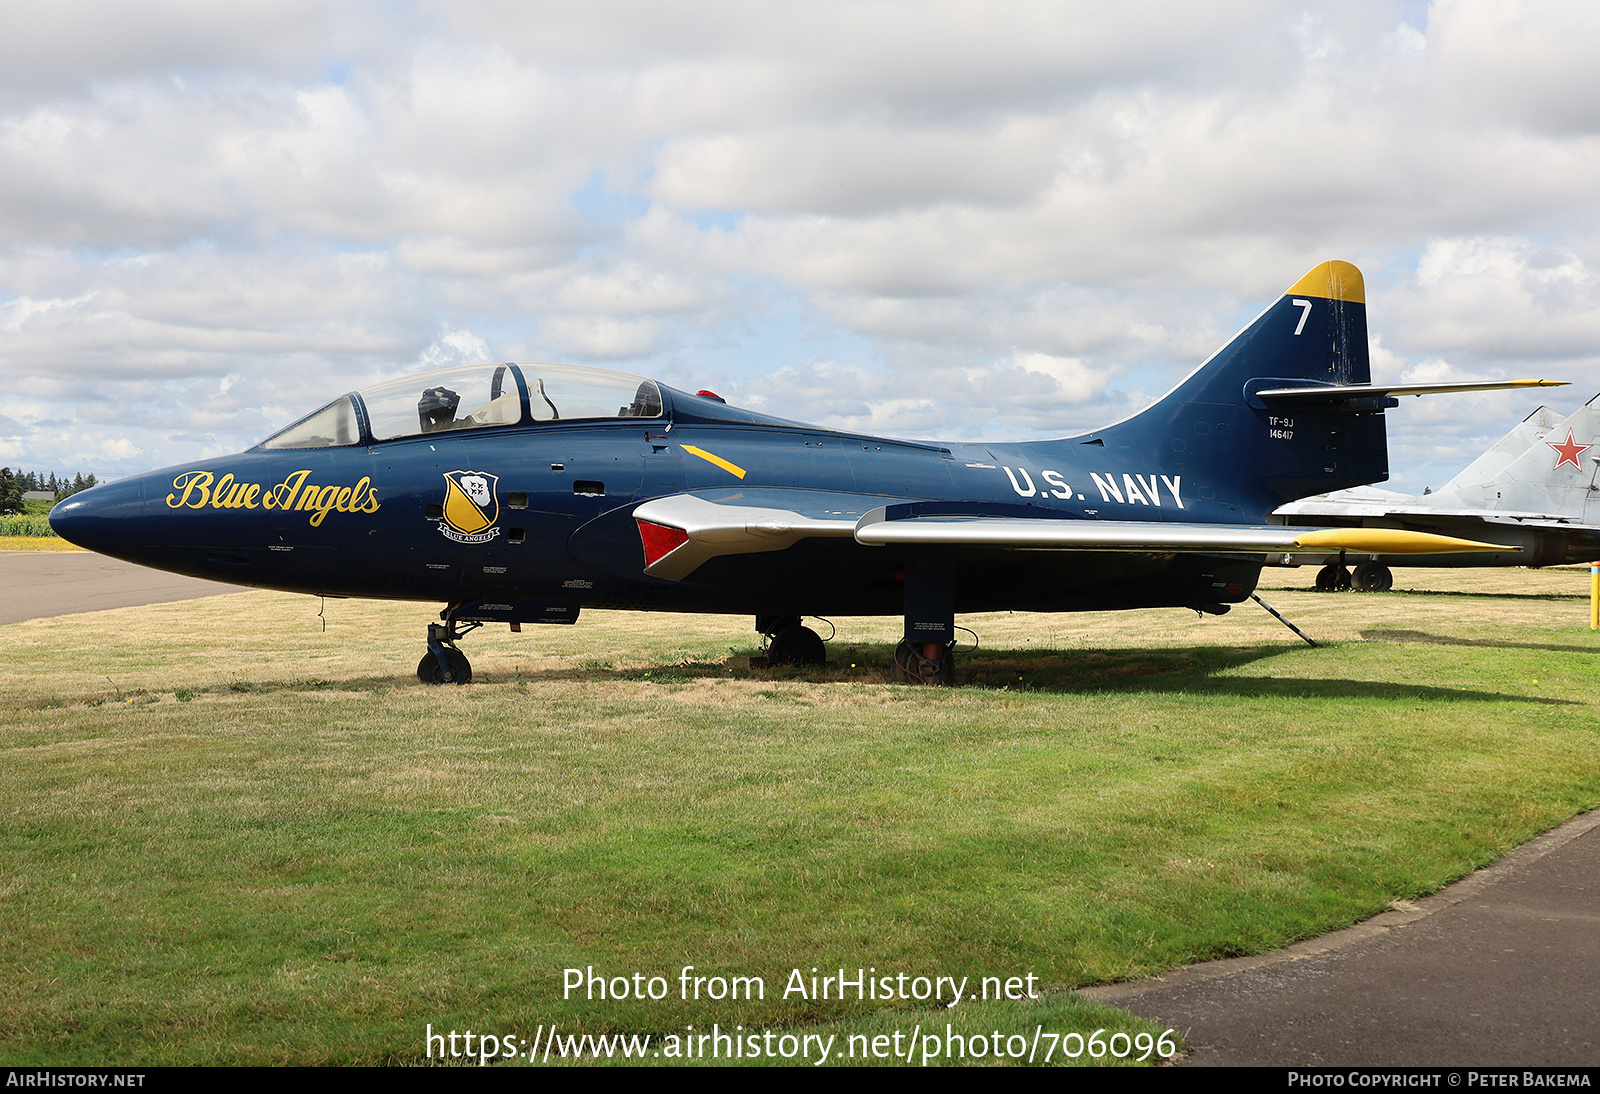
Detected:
left=2, top=566, right=1597, bottom=1065
left=0, top=535, right=82, bottom=551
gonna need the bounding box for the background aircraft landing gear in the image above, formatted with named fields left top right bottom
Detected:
left=757, top=615, right=826, bottom=665
left=1314, top=563, right=1352, bottom=591
left=418, top=619, right=478, bottom=685
left=1352, top=561, right=1394, bottom=592
left=891, top=640, right=954, bottom=685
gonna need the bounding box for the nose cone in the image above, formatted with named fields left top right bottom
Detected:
left=48, top=477, right=146, bottom=556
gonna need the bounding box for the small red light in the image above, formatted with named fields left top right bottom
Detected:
left=696, top=389, right=725, bottom=402
left=636, top=519, right=690, bottom=566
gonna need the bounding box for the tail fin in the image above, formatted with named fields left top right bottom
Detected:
left=1430, top=394, right=1600, bottom=520
left=1434, top=405, right=1559, bottom=494
left=1093, top=260, right=1384, bottom=519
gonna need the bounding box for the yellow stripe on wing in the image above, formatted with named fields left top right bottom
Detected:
left=681, top=444, right=747, bottom=480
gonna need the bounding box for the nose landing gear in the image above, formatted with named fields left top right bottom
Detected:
left=756, top=615, right=827, bottom=665
left=417, top=617, right=480, bottom=685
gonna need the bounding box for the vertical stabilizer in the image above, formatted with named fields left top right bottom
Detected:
left=1091, top=260, right=1386, bottom=519
left=1434, top=405, right=1559, bottom=494
left=1430, top=394, right=1600, bottom=518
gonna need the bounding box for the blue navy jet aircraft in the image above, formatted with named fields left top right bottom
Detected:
left=50, top=261, right=1560, bottom=683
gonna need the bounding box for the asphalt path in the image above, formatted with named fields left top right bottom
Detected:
left=1081, top=810, right=1600, bottom=1066
left=0, top=550, right=247, bottom=625
left=7, top=550, right=1598, bottom=1066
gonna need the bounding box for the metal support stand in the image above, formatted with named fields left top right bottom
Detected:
left=1251, top=593, right=1318, bottom=648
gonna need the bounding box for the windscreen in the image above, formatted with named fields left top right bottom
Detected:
left=261, top=396, right=360, bottom=449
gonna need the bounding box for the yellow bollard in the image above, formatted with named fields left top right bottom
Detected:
left=1592, top=562, right=1598, bottom=631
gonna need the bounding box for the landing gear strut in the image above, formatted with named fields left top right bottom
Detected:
left=894, top=555, right=957, bottom=685
left=757, top=615, right=826, bottom=665
left=417, top=617, right=479, bottom=685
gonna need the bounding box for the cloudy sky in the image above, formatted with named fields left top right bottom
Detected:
left=2, top=0, right=1598, bottom=489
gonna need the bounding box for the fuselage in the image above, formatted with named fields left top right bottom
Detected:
left=50, top=368, right=1264, bottom=621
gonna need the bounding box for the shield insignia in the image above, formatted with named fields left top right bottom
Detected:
left=441, top=470, right=500, bottom=540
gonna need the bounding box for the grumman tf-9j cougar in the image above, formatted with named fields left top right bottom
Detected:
left=51, top=262, right=1560, bottom=683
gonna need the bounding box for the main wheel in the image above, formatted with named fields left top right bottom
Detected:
left=1314, top=564, right=1339, bottom=591
left=416, top=648, right=472, bottom=685
left=767, top=625, right=826, bottom=666
left=890, top=639, right=954, bottom=685
left=1352, top=561, right=1385, bottom=592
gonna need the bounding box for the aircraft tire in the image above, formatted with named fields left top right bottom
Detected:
left=416, top=649, right=472, bottom=685
left=891, top=639, right=954, bottom=685
left=1315, top=564, right=1339, bottom=591
left=1352, top=561, right=1386, bottom=592
left=1377, top=565, right=1394, bottom=591
left=767, top=625, right=826, bottom=666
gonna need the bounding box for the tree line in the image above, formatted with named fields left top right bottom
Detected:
left=0, top=469, right=100, bottom=514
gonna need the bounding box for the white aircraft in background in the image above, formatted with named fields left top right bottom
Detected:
left=1273, top=396, right=1600, bottom=590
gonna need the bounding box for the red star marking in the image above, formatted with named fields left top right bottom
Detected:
left=1546, top=428, right=1593, bottom=470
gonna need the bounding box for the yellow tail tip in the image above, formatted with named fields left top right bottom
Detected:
left=1285, top=260, right=1365, bottom=304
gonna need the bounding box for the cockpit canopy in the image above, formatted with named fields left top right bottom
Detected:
left=260, top=363, right=663, bottom=449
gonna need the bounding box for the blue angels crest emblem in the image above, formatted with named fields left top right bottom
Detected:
left=440, top=470, right=501, bottom=543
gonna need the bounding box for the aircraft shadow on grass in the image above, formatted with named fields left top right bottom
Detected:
left=527, top=642, right=1578, bottom=706
left=106, top=640, right=1574, bottom=707
left=1348, top=587, right=1587, bottom=602
left=1363, top=628, right=1600, bottom=657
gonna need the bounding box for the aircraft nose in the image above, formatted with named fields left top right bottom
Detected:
left=48, top=477, right=145, bottom=554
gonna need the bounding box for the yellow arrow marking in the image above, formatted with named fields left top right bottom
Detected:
left=681, top=444, right=747, bottom=479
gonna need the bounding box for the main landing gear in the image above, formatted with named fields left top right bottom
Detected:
left=417, top=617, right=480, bottom=685
left=1352, top=561, right=1394, bottom=591
left=757, top=615, right=827, bottom=666
left=1314, top=560, right=1393, bottom=591
left=893, top=555, right=957, bottom=685
left=1314, top=563, right=1351, bottom=591
left=891, top=639, right=954, bottom=685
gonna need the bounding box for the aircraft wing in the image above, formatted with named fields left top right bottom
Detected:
left=633, top=491, right=860, bottom=580
left=853, top=510, right=1509, bottom=555
left=1274, top=497, right=1583, bottom=524
left=633, top=491, right=1510, bottom=581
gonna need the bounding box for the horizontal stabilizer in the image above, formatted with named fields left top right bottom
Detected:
left=1253, top=378, right=1566, bottom=405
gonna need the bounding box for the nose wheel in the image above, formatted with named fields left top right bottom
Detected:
left=756, top=614, right=828, bottom=666
left=418, top=618, right=478, bottom=685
